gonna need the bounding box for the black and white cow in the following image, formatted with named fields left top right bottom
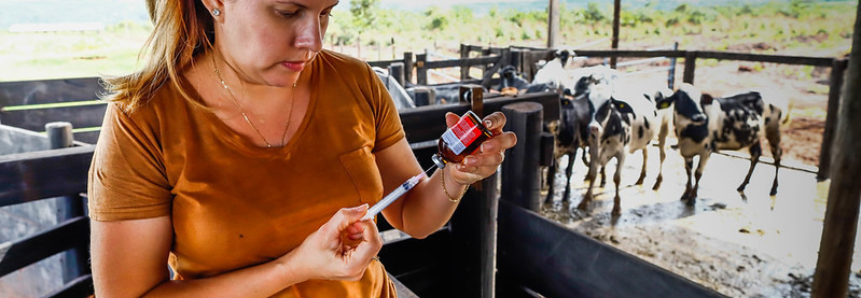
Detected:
left=576, top=73, right=671, bottom=215
left=655, top=83, right=788, bottom=204
left=545, top=91, right=591, bottom=204
left=498, top=65, right=556, bottom=96
left=532, top=49, right=572, bottom=90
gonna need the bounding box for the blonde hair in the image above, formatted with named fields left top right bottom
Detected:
left=102, top=0, right=213, bottom=112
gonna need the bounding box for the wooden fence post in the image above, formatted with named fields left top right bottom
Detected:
left=610, top=0, right=621, bottom=69
left=548, top=0, right=560, bottom=49
left=501, top=102, right=544, bottom=212
left=388, top=62, right=405, bottom=88
left=511, top=48, right=524, bottom=75
left=812, top=5, right=861, bottom=297
left=403, top=52, right=414, bottom=85
left=449, top=172, right=498, bottom=298
left=668, top=42, right=679, bottom=90
left=461, top=44, right=471, bottom=81
left=416, top=53, right=428, bottom=85
left=46, top=122, right=88, bottom=283
left=683, top=51, right=697, bottom=84
left=448, top=87, right=496, bottom=298
left=817, top=58, right=848, bottom=180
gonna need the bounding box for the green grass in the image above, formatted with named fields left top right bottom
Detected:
left=0, top=23, right=151, bottom=81
left=1, top=2, right=855, bottom=82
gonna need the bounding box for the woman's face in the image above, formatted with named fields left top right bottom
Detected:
left=213, top=0, right=338, bottom=87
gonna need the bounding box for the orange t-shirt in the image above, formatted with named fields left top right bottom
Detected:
left=88, top=50, right=404, bottom=297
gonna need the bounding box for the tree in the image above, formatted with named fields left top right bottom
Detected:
left=350, top=0, right=379, bottom=44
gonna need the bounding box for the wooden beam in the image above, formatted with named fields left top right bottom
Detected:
left=496, top=201, right=727, bottom=298
left=423, top=56, right=501, bottom=69
left=0, top=77, right=103, bottom=107
left=45, top=274, right=94, bottom=298
left=0, top=145, right=94, bottom=208
left=696, top=51, right=835, bottom=67
left=812, top=3, right=861, bottom=297
left=0, top=216, right=89, bottom=277
left=575, top=50, right=684, bottom=58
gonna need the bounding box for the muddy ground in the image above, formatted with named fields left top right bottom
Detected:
left=541, top=144, right=860, bottom=297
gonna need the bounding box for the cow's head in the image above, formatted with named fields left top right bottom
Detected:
left=555, top=49, right=572, bottom=67
left=500, top=65, right=518, bottom=80
left=656, top=83, right=711, bottom=127
left=579, top=82, right=633, bottom=141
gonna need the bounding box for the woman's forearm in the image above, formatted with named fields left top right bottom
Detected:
left=398, top=166, right=469, bottom=239
left=142, top=251, right=305, bottom=297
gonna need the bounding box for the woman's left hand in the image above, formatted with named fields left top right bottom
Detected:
left=445, top=111, right=517, bottom=185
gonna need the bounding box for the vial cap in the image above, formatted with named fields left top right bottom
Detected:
left=431, top=154, right=446, bottom=169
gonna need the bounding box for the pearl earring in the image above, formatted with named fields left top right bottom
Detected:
left=212, top=8, right=221, bottom=16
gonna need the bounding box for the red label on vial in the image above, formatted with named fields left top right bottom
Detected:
left=441, top=116, right=481, bottom=155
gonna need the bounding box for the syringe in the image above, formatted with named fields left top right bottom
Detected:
left=362, top=165, right=437, bottom=221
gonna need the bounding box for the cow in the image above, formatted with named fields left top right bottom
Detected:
left=498, top=64, right=560, bottom=96
left=373, top=66, right=416, bottom=110
left=575, top=73, right=671, bottom=215
left=499, top=65, right=531, bottom=90
left=544, top=91, right=591, bottom=204
left=655, top=83, right=789, bottom=204
left=532, top=49, right=573, bottom=90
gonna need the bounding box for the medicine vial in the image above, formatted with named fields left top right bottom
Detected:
left=431, top=111, right=493, bottom=169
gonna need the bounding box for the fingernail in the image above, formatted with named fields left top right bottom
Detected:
left=351, top=204, right=368, bottom=212
left=464, top=156, right=474, bottom=166
left=484, top=119, right=492, bottom=127
left=481, top=143, right=492, bottom=153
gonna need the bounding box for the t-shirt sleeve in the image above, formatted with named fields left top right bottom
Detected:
left=367, top=65, right=405, bottom=152
left=87, top=103, right=172, bottom=221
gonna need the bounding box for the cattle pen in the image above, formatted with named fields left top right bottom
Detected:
left=1, top=37, right=858, bottom=297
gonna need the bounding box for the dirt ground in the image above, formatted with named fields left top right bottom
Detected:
left=541, top=142, right=861, bottom=297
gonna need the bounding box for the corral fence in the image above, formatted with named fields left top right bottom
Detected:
left=0, top=44, right=849, bottom=297
left=331, top=44, right=847, bottom=180
left=0, top=44, right=847, bottom=177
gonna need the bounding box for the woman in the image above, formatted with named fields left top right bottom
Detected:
left=88, top=0, right=516, bottom=297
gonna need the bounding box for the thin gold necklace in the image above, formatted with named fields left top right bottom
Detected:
left=211, top=54, right=297, bottom=148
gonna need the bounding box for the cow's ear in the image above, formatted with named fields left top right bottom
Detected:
left=613, top=100, right=634, bottom=114
left=656, top=94, right=674, bottom=110
left=561, top=97, right=571, bottom=106
left=701, top=93, right=714, bottom=105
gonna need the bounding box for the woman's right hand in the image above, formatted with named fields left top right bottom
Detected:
left=281, top=204, right=383, bottom=282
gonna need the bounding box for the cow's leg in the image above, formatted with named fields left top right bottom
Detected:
left=738, top=142, right=762, bottom=193
left=690, top=153, right=711, bottom=204
left=766, top=126, right=782, bottom=196
left=636, top=148, right=648, bottom=185
left=563, top=148, right=577, bottom=202
left=682, top=157, right=694, bottom=201
left=612, top=154, right=626, bottom=215
left=545, top=157, right=557, bottom=204
left=599, top=166, right=607, bottom=187
left=653, top=120, right=669, bottom=190
left=582, top=146, right=591, bottom=182
left=579, top=144, right=600, bottom=211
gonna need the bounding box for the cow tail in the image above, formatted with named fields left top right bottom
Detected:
left=781, top=100, right=793, bottom=127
